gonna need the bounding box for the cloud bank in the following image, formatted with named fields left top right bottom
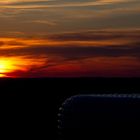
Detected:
left=0, top=30, right=140, bottom=77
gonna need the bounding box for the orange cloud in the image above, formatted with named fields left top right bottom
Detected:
left=0, top=29, right=140, bottom=78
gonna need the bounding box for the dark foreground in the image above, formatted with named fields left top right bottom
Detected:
left=0, top=78, right=140, bottom=139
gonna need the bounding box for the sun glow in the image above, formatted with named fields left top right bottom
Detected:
left=0, top=59, right=16, bottom=77
left=0, top=57, right=29, bottom=78
left=0, top=56, right=47, bottom=78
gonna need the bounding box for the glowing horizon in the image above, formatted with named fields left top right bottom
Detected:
left=0, top=0, right=140, bottom=77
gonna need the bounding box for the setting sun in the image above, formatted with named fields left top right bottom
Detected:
left=0, top=58, right=26, bottom=77
left=0, top=59, right=15, bottom=77
left=0, top=56, right=47, bottom=78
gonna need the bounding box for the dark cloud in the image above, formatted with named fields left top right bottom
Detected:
left=21, top=45, right=140, bottom=59
left=0, top=44, right=140, bottom=61
left=48, top=30, right=140, bottom=41
left=0, top=30, right=140, bottom=61
left=0, top=41, right=5, bottom=46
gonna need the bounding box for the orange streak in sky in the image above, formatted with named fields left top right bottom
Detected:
left=0, top=31, right=140, bottom=78
left=0, top=57, right=46, bottom=78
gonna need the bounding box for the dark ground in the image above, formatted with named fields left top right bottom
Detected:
left=0, top=78, right=140, bottom=139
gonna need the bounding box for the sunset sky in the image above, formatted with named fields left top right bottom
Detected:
left=0, top=0, right=140, bottom=77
